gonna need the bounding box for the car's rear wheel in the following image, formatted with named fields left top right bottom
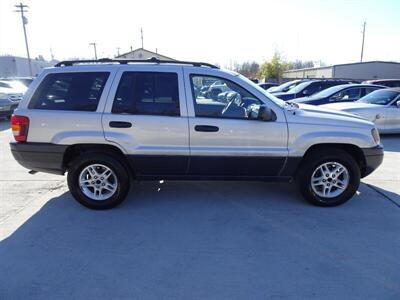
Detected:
left=297, top=149, right=360, bottom=207
left=67, top=153, right=130, bottom=209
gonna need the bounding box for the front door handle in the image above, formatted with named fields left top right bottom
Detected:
left=194, top=125, right=219, bottom=132
left=109, top=121, right=132, bottom=128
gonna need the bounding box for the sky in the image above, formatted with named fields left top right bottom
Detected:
left=0, top=0, right=399, bottom=68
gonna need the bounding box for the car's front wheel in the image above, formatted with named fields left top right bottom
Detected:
left=67, top=153, right=130, bottom=209
left=297, top=149, right=361, bottom=207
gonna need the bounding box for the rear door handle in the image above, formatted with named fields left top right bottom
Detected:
left=109, top=121, right=132, bottom=128
left=194, top=125, right=219, bottom=132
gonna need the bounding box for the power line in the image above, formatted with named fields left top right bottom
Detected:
left=14, top=2, right=32, bottom=76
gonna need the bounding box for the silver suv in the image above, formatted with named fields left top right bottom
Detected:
left=10, top=58, right=383, bottom=209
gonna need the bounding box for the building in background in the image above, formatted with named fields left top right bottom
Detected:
left=0, top=56, right=54, bottom=78
left=116, top=48, right=174, bottom=61
left=283, top=61, right=400, bottom=81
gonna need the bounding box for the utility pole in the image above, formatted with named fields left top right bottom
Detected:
left=360, top=21, right=366, bottom=62
left=89, top=42, right=98, bottom=60
left=141, top=28, right=144, bottom=48
left=14, top=2, right=32, bottom=76
left=116, top=47, right=120, bottom=57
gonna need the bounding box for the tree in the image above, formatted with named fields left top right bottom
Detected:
left=233, top=61, right=260, bottom=79
left=257, top=52, right=289, bottom=81
left=287, top=60, right=314, bottom=70
left=35, top=55, right=45, bottom=61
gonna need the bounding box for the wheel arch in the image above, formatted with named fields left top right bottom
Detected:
left=300, top=143, right=367, bottom=177
left=63, top=143, right=135, bottom=177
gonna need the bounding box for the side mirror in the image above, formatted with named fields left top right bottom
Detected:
left=258, top=105, right=276, bottom=121
left=397, top=100, right=400, bottom=108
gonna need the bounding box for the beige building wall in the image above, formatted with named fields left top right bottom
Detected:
left=283, top=66, right=333, bottom=79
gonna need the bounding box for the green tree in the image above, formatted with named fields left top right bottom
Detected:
left=257, top=52, right=289, bottom=81
left=233, top=61, right=260, bottom=79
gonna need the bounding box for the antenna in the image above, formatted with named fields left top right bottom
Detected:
left=50, top=47, right=54, bottom=61
left=89, top=42, right=98, bottom=60
left=141, top=28, right=144, bottom=48
left=360, top=21, right=366, bottom=62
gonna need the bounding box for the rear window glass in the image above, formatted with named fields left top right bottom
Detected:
left=29, top=72, right=109, bottom=111
left=112, top=72, right=180, bottom=116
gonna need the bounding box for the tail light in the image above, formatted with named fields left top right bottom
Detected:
left=11, top=115, right=29, bottom=142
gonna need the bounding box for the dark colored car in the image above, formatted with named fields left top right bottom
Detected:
left=267, top=79, right=309, bottom=93
left=258, top=82, right=278, bottom=90
left=362, top=79, right=400, bottom=88
left=292, top=84, right=386, bottom=105
left=274, top=80, right=358, bottom=101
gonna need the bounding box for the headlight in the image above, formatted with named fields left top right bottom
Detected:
left=371, top=128, right=380, bottom=145
left=0, top=93, right=10, bottom=100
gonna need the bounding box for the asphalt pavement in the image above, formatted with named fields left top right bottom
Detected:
left=0, top=119, right=399, bottom=300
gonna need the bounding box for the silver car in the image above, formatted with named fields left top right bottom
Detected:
left=322, top=88, right=400, bottom=134
left=9, top=58, right=384, bottom=209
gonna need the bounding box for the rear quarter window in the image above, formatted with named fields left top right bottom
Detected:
left=29, top=72, right=109, bottom=111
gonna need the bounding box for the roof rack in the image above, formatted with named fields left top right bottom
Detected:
left=54, top=57, right=219, bottom=69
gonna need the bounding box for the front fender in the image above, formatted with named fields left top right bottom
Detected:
left=288, top=126, right=376, bottom=157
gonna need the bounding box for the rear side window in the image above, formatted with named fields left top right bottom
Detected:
left=112, top=72, right=180, bottom=116
left=385, top=81, right=400, bottom=87
left=29, top=72, right=109, bottom=111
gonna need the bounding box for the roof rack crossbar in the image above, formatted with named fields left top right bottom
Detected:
left=54, top=57, right=219, bottom=69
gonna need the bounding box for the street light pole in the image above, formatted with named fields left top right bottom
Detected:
left=14, top=2, right=32, bottom=76
left=89, top=42, right=98, bottom=60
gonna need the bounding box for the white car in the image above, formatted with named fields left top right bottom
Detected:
left=0, top=81, right=24, bottom=119
left=322, top=88, right=400, bottom=134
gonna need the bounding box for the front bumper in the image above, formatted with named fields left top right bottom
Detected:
left=10, top=142, right=68, bottom=175
left=361, top=145, right=384, bottom=177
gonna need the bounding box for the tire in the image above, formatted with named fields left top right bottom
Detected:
left=297, top=149, right=360, bottom=207
left=67, top=152, right=130, bottom=209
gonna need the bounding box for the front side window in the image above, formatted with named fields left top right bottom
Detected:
left=112, top=72, right=180, bottom=116
left=363, top=87, right=380, bottom=96
left=332, top=88, right=361, bottom=101
left=303, top=83, right=323, bottom=95
left=29, top=72, right=109, bottom=111
left=190, top=75, right=262, bottom=119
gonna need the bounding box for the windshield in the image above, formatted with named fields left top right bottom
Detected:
left=0, top=81, right=12, bottom=89
left=311, top=84, right=350, bottom=98
left=7, top=80, right=28, bottom=92
left=287, top=81, right=312, bottom=94
left=238, top=74, right=285, bottom=107
left=268, top=80, right=298, bottom=92
left=357, top=89, right=399, bottom=105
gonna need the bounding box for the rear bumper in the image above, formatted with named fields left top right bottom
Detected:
left=361, top=145, right=384, bottom=177
left=10, top=142, right=68, bottom=175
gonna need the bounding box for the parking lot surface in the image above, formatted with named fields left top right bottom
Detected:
left=0, top=119, right=399, bottom=299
